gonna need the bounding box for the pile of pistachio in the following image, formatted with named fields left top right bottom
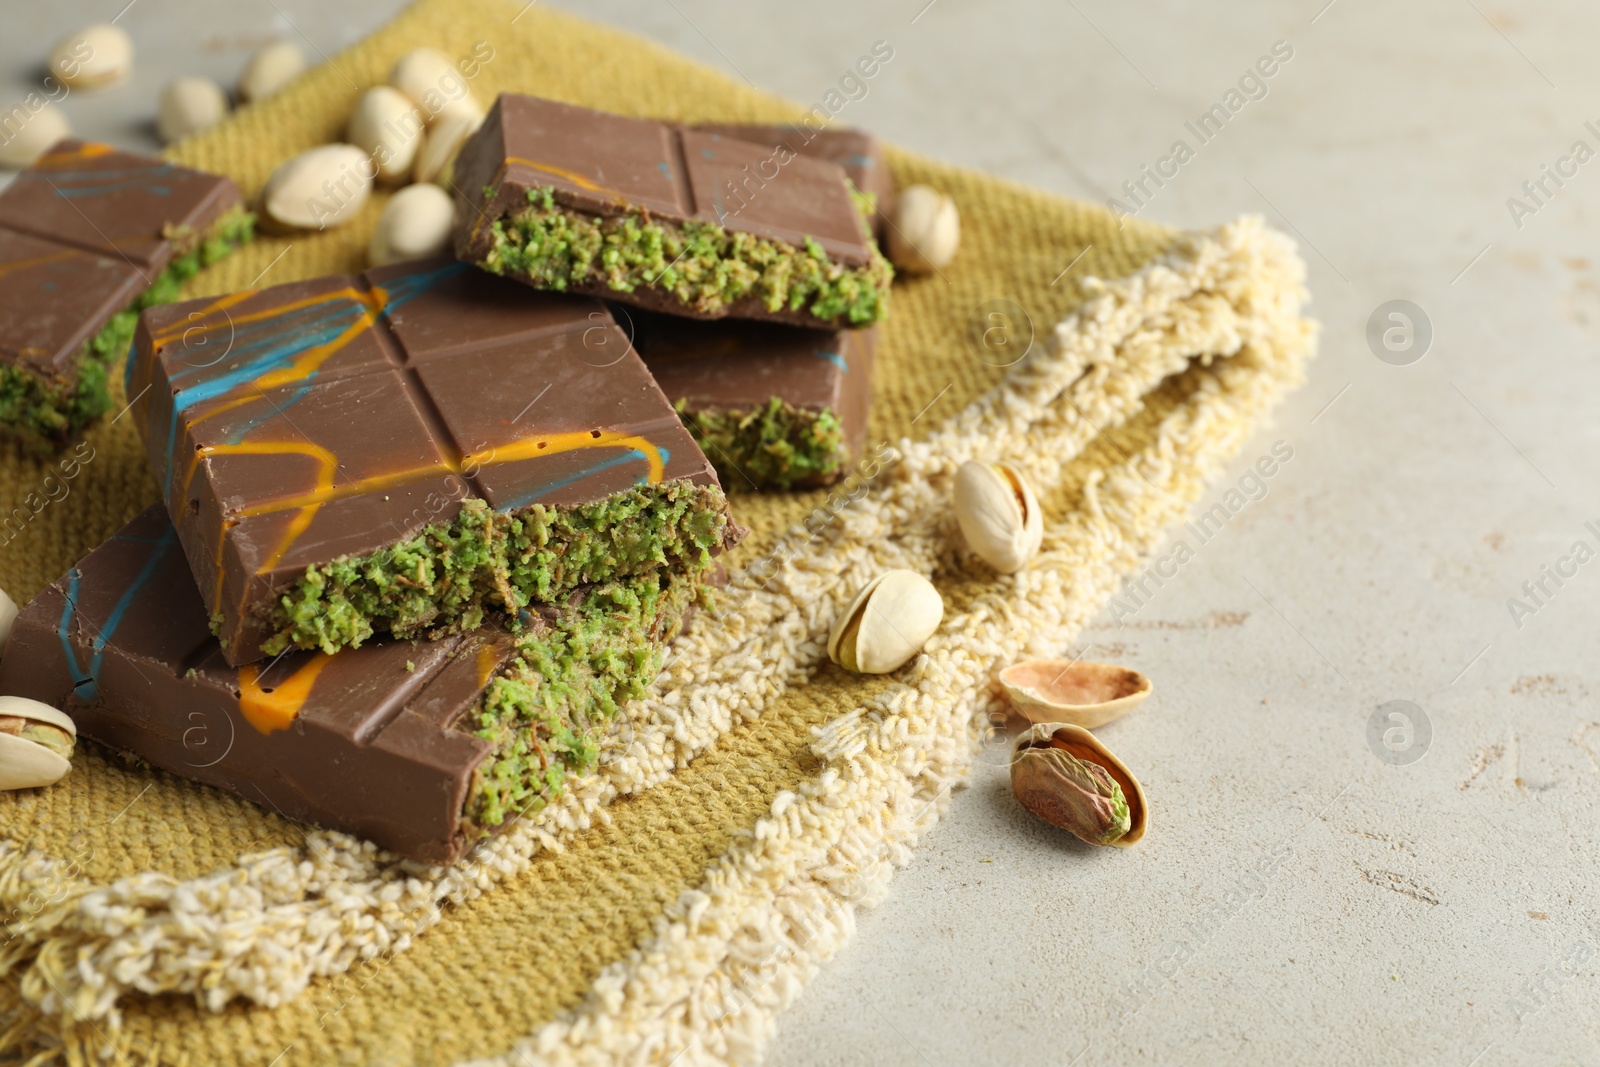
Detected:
left=2, top=24, right=475, bottom=272
left=828, top=459, right=1153, bottom=848
left=254, top=46, right=485, bottom=267
left=1, top=28, right=308, bottom=167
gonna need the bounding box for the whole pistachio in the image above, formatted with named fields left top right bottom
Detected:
left=158, top=76, right=230, bottom=144
left=0, top=105, right=70, bottom=169
left=887, top=184, right=959, bottom=274
left=953, top=460, right=1043, bottom=573
left=1011, top=722, right=1146, bottom=847
left=412, top=109, right=481, bottom=185
left=828, top=569, right=944, bottom=674
left=259, top=144, right=373, bottom=230
left=369, top=183, right=456, bottom=266
left=0, top=696, right=76, bottom=791
left=348, top=86, right=424, bottom=184
left=49, top=24, right=133, bottom=90
left=237, top=40, right=306, bottom=104
left=390, top=48, right=482, bottom=125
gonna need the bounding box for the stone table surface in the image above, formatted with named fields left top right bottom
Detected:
left=6, top=2, right=1600, bottom=1065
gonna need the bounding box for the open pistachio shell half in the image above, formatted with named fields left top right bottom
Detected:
left=0, top=696, right=76, bottom=791
left=998, top=660, right=1152, bottom=729
left=1011, top=722, right=1146, bottom=847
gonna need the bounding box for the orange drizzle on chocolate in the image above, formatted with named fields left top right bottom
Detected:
left=474, top=643, right=503, bottom=690
left=152, top=265, right=676, bottom=632
left=238, top=654, right=331, bottom=733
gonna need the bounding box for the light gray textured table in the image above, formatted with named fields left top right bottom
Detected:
left=6, top=2, right=1600, bottom=1064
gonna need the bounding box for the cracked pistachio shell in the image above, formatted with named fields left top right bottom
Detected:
left=887, top=184, right=959, bottom=274
left=49, top=24, right=133, bottom=89
left=238, top=41, right=305, bottom=103
left=1011, top=723, right=1146, bottom=847
left=0, top=696, right=76, bottom=791
left=828, top=570, right=944, bottom=675
left=954, top=460, right=1042, bottom=573
left=999, top=660, right=1151, bottom=729
left=348, top=87, right=424, bottom=183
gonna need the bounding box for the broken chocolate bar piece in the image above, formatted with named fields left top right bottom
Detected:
left=127, top=257, right=740, bottom=666
left=691, top=123, right=893, bottom=242
left=0, top=505, right=704, bottom=864
left=628, top=309, right=876, bottom=490
left=0, top=139, right=252, bottom=450
left=452, top=94, right=892, bottom=329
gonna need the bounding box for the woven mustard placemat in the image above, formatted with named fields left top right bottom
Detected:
left=0, top=1, right=1316, bottom=1063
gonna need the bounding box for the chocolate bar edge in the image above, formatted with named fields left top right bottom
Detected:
left=0, top=506, right=709, bottom=865
left=451, top=95, right=894, bottom=330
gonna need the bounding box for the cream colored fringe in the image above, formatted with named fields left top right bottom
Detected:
left=0, top=216, right=1313, bottom=1064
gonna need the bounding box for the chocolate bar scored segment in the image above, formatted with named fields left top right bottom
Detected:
left=0, top=505, right=571, bottom=864
left=691, top=123, right=894, bottom=243
left=0, top=140, right=241, bottom=269
left=452, top=94, right=892, bottom=328
left=130, top=258, right=732, bottom=666
left=0, top=140, right=250, bottom=449
left=631, top=310, right=877, bottom=490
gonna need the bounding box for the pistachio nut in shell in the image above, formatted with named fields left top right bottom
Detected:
left=0, top=105, right=70, bottom=169
left=369, top=183, right=456, bottom=266
left=49, top=24, right=133, bottom=89
left=412, top=109, right=481, bottom=184
left=158, top=76, right=230, bottom=144
left=886, top=184, right=959, bottom=274
left=348, top=87, right=424, bottom=183
left=0, top=696, right=76, bottom=791
left=389, top=48, right=483, bottom=125
left=259, top=144, right=373, bottom=231
left=828, top=569, right=944, bottom=674
left=238, top=40, right=306, bottom=103
left=953, top=460, right=1042, bottom=573
left=999, top=660, right=1151, bottom=729
left=1011, top=722, right=1146, bottom=847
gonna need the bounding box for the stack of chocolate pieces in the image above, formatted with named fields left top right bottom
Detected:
left=453, top=95, right=890, bottom=489
left=0, top=94, right=890, bottom=863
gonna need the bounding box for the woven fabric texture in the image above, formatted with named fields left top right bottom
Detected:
left=0, top=1, right=1316, bottom=1063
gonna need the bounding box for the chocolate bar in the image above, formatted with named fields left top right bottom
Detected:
left=0, top=139, right=252, bottom=450
left=0, top=505, right=704, bottom=864
left=692, top=123, right=893, bottom=243
left=628, top=309, right=876, bottom=490
left=127, top=257, right=740, bottom=666
left=452, top=94, right=892, bottom=329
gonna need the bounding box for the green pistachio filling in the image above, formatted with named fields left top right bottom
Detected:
left=676, top=396, right=846, bottom=490
left=0, top=206, right=255, bottom=452
left=262, top=482, right=733, bottom=657
left=478, top=186, right=893, bottom=326
left=461, top=566, right=708, bottom=836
